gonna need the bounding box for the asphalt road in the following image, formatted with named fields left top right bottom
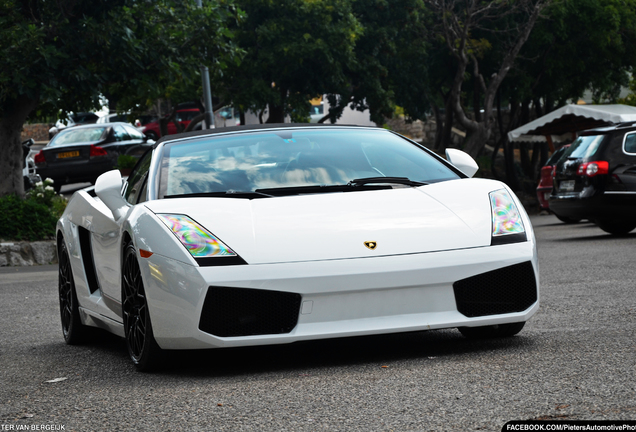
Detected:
left=1, top=214, right=634, bottom=431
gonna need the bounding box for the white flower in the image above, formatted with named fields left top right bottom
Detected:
left=37, top=193, right=43, bottom=197
left=35, top=181, right=43, bottom=187
left=45, top=178, right=54, bottom=184
left=45, top=186, right=54, bottom=191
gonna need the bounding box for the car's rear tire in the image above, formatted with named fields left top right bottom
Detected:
left=58, top=239, right=88, bottom=344
left=122, top=241, right=162, bottom=371
left=458, top=322, right=525, bottom=339
left=595, top=220, right=636, bottom=236
left=554, top=214, right=581, bottom=224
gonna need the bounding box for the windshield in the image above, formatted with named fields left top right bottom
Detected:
left=563, top=135, right=605, bottom=160
left=158, top=128, right=460, bottom=198
left=50, top=127, right=107, bottom=147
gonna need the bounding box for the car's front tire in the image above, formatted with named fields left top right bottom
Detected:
left=122, top=241, right=162, bottom=371
left=458, top=322, right=525, bottom=339
left=595, top=219, right=636, bottom=236
left=58, top=239, right=88, bottom=344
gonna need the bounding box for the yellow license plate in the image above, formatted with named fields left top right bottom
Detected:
left=57, top=151, right=80, bottom=159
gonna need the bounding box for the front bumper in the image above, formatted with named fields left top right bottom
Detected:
left=140, top=240, right=539, bottom=350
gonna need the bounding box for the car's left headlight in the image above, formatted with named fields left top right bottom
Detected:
left=489, top=189, right=527, bottom=245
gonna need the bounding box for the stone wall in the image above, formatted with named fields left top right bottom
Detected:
left=0, top=241, right=58, bottom=266
left=385, top=117, right=465, bottom=148
left=21, top=123, right=52, bottom=142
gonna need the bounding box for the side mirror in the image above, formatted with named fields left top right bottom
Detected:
left=95, top=170, right=128, bottom=220
left=445, top=148, right=479, bottom=178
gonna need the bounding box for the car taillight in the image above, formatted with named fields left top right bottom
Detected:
left=540, top=166, right=552, bottom=182
left=577, top=161, right=609, bottom=177
left=89, top=145, right=108, bottom=158
left=34, top=150, right=45, bottom=164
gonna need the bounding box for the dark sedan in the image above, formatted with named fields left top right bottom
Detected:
left=549, top=123, right=636, bottom=235
left=35, top=123, right=152, bottom=192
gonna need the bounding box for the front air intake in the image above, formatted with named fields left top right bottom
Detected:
left=453, top=261, right=537, bottom=318
left=199, top=286, right=302, bottom=337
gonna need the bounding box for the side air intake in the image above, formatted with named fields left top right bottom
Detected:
left=453, top=261, right=537, bottom=318
left=199, top=286, right=302, bottom=337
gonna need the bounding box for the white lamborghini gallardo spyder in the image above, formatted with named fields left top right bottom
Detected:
left=56, top=124, right=539, bottom=370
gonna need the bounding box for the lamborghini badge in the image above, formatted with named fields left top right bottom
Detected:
left=364, top=241, right=377, bottom=250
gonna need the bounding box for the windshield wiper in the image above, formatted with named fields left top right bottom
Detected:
left=347, top=177, right=428, bottom=187
left=164, top=190, right=273, bottom=199
left=256, top=184, right=392, bottom=197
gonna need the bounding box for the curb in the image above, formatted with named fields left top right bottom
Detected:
left=0, top=241, right=58, bottom=267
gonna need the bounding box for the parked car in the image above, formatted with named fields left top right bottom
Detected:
left=50, top=112, right=100, bottom=138
left=97, top=113, right=158, bottom=129
left=549, top=123, right=636, bottom=234
left=35, top=122, right=152, bottom=192
left=56, top=124, right=539, bottom=370
left=536, top=145, right=570, bottom=216
left=141, top=108, right=200, bottom=140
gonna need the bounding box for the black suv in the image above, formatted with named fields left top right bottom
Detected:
left=549, top=123, right=636, bottom=235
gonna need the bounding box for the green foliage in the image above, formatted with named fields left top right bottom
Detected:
left=115, top=154, right=138, bottom=170
left=217, top=0, right=362, bottom=122
left=0, top=179, right=67, bottom=240
left=506, top=0, right=636, bottom=106
left=618, top=77, right=636, bottom=107
left=0, top=194, right=58, bottom=241
left=26, top=178, right=68, bottom=220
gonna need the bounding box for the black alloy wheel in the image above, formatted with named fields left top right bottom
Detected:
left=458, top=322, right=525, bottom=339
left=58, top=239, right=87, bottom=344
left=122, top=242, right=161, bottom=371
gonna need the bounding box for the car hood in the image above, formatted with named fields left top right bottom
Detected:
left=144, top=178, right=503, bottom=265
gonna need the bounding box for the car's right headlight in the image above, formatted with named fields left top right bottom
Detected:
left=489, top=189, right=527, bottom=245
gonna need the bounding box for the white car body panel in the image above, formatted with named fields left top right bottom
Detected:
left=55, top=126, right=539, bottom=359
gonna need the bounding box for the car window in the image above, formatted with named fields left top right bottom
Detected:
left=113, top=125, right=131, bottom=142
left=49, top=127, right=107, bottom=147
left=545, top=146, right=568, bottom=166
left=563, top=135, right=604, bottom=160
left=124, top=125, right=145, bottom=140
left=176, top=110, right=200, bottom=122
left=624, top=133, right=636, bottom=154
left=124, top=150, right=153, bottom=204
left=158, top=128, right=460, bottom=198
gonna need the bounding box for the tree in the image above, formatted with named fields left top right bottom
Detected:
left=214, top=0, right=362, bottom=124
left=0, top=0, right=240, bottom=197
left=423, top=0, right=546, bottom=159
left=322, top=0, right=429, bottom=125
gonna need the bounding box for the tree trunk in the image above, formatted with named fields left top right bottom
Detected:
left=0, top=95, right=39, bottom=197
left=266, top=86, right=287, bottom=124
left=462, top=123, right=490, bottom=158
left=265, top=104, right=285, bottom=123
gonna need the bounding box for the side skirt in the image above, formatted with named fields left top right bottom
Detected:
left=79, top=307, right=125, bottom=338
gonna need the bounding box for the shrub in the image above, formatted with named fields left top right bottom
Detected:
left=0, top=179, right=68, bottom=241
left=116, top=154, right=138, bottom=170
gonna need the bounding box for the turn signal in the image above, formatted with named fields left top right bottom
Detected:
left=139, top=249, right=154, bottom=258
left=577, top=161, right=608, bottom=177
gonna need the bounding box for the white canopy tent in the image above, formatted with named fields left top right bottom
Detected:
left=507, top=104, right=636, bottom=149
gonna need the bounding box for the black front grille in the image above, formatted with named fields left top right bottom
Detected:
left=453, top=261, right=537, bottom=318
left=199, top=286, right=302, bottom=337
